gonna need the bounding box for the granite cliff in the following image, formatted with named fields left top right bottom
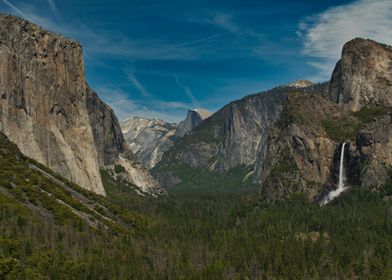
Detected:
left=121, top=117, right=177, bottom=169
left=329, top=38, right=392, bottom=111
left=0, top=14, right=162, bottom=196
left=258, top=39, right=392, bottom=200
left=175, top=108, right=211, bottom=137
left=152, top=86, right=292, bottom=190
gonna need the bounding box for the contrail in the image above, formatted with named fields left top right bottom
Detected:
left=47, top=0, right=62, bottom=22
left=2, top=0, right=29, bottom=19
left=174, top=74, right=200, bottom=108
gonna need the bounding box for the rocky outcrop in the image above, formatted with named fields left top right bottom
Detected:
left=121, top=117, right=177, bottom=169
left=285, top=80, right=313, bottom=89
left=152, top=86, right=291, bottom=189
left=0, top=14, right=105, bottom=194
left=349, top=112, right=392, bottom=188
left=329, top=38, right=392, bottom=111
left=86, top=88, right=130, bottom=166
left=175, top=109, right=211, bottom=137
left=259, top=93, right=342, bottom=201
left=260, top=39, right=392, bottom=200
left=0, top=14, right=162, bottom=196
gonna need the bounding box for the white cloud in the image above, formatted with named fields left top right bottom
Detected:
left=299, top=0, right=392, bottom=81
left=187, top=10, right=239, bottom=33
left=206, top=12, right=239, bottom=33
left=98, top=87, right=192, bottom=123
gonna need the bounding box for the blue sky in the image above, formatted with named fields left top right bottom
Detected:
left=1, top=0, right=392, bottom=122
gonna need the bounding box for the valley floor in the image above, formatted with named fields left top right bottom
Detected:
left=2, top=172, right=391, bottom=279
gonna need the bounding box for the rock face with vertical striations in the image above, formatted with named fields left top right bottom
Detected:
left=152, top=86, right=290, bottom=190
left=0, top=14, right=163, bottom=196
left=86, top=88, right=130, bottom=166
left=329, top=38, right=392, bottom=111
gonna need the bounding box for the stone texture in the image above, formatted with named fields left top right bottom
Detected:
left=0, top=14, right=163, bottom=196
left=285, top=80, right=313, bottom=89
left=121, top=117, right=177, bottom=169
left=329, top=38, right=392, bottom=111
left=349, top=114, right=392, bottom=188
left=153, top=86, right=291, bottom=188
left=86, top=87, right=129, bottom=166
left=259, top=93, right=341, bottom=201
left=0, top=14, right=105, bottom=194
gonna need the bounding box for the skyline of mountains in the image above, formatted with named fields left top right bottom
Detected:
left=0, top=11, right=391, bottom=279
left=0, top=13, right=391, bottom=202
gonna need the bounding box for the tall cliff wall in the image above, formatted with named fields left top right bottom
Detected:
left=0, top=14, right=163, bottom=196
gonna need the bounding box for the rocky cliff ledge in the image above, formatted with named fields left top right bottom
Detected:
left=329, top=38, right=392, bottom=111
left=0, top=14, right=163, bottom=196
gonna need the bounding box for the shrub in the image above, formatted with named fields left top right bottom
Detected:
left=114, top=165, right=125, bottom=174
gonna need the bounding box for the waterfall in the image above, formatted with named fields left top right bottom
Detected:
left=321, top=143, right=347, bottom=205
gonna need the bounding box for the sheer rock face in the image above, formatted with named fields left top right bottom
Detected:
left=329, top=38, right=392, bottom=111
left=153, top=87, right=290, bottom=188
left=0, top=14, right=162, bottom=196
left=0, top=14, right=105, bottom=194
left=86, top=88, right=129, bottom=166
left=175, top=109, right=211, bottom=137
left=258, top=93, right=341, bottom=201
left=349, top=114, right=392, bottom=188
left=121, top=117, right=177, bottom=169
left=215, top=91, right=287, bottom=173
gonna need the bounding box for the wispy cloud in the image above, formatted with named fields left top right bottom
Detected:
left=97, top=86, right=192, bottom=122
left=2, top=0, right=29, bottom=19
left=203, top=11, right=239, bottom=33
left=123, top=69, right=150, bottom=97
left=174, top=74, right=200, bottom=108
left=47, top=0, right=62, bottom=22
left=0, top=1, right=212, bottom=61
left=299, top=0, right=392, bottom=81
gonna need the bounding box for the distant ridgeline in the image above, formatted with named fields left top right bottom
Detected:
left=120, top=108, right=211, bottom=169
left=153, top=38, right=392, bottom=202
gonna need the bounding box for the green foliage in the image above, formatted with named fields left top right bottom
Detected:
left=322, top=106, right=389, bottom=142
left=114, top=164, right=126, bottom=173
left=321, top=116, right=359, bottom=142
left=0, top=132, right=391, bottom=278
left=351, top=106, right=388, bottom=123
left=269, top=159, right=297, bottom=179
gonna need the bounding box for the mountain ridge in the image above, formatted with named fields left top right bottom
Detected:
left=153, top=38, right=392, bottom=201
left=121, top=108, right=211, bottom=169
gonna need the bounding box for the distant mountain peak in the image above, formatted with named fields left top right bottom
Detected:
left=285, top=80, right=313, bottom=89
left=176, top=108, right=212, bottom=137
left=190, top=108, right=212, bottom=119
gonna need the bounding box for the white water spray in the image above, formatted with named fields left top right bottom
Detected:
left=321, top=143, right=347, bottom=205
